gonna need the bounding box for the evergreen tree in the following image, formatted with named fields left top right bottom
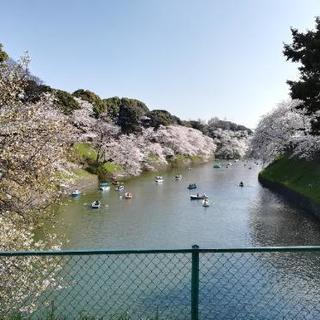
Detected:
left=146, top=109, right=181, bottom=129
left=284, top=17, right=320, bottom=133
left=117, top=98, right=149, bottom=134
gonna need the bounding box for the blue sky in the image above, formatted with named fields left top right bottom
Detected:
left=1, top=0, right=320, bottom=128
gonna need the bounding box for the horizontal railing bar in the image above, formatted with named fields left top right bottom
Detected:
left=198, top=246, right=320, bottom=253
left=0, top=248, right=195, bottom=257
left=2, top=246, right=320, bottom=256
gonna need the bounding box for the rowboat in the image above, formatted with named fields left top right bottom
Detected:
left=115, top=185, right=125, bottom=192
left=202, top=199, right=210, bottom=207
left=124, top=192, right=133, bottom=199
left=71, top=190, right=81, bottom=197
left=155, top=176, right=164, bottom=183
left=99, top=182, right=110, bottom=191
left=91, top=200, right=101, bottom=209
left=190, top=193, right=208, bottom=200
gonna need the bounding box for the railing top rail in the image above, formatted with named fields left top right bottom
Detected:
left=2, top=245, right=320, bottom=256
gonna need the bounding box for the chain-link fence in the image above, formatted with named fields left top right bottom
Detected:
left=1, top=246, right=320, bottom=319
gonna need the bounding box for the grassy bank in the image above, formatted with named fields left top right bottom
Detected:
left=72, top=143, right=124, bottom=179
left=259, top=157, right=320, bottom=204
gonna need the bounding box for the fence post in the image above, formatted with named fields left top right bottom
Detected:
left=191, top=244, right=199, bottom=320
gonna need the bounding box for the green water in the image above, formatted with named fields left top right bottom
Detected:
left=40, top=160, right=320, bottom=249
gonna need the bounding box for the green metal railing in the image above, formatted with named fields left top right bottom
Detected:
left=1, top=246, right=320, bottom=319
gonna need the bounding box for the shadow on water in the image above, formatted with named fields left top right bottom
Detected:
left=249, top=186, right=320, bottom=246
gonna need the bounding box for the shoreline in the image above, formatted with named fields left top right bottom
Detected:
left=67, top=156, right=215, bottom=194
left=258, top=174, right=320, bottom=220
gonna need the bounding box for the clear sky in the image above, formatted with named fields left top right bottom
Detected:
left=1, top=0, right=320, bottom=128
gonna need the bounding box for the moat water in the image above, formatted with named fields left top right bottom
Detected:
left=35, top=160, right=320, bottom=319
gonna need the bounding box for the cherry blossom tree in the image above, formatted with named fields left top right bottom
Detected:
left=93, top=121, right=120, bottom=164
left=0, top=52, right=72, bottom=315
left=211, top=128, right=249, bottom=159
left=250, top=100, right=311, bottom=163
left=151, top=125, right=216, bottom=159
left=71, top=97, right=97, bottom=141
left=102, top=134, right=144, bottom=175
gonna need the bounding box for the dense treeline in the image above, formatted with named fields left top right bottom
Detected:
left=6, top=48, right=250, bottom=141
left=23, top=79, right=252, bottom=137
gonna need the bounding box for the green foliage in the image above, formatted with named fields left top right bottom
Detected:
left=97, top=161, right=123, bottom=179
left=103, top=96, right=121, bottom=121
left=260, top=156, right=320, bottom=204
left=0, top=43, right=8, bottom=62
left=24, top=80, right=52, bottom=103
left=118, top=104, right=141, bottom=134
left=187, top=120, right=208, bottom=135
left=73, top=142, right=98, bottom=163
left=117, top=98, right=149, bottom=134
left=283, top=17, right=320, bottom=133
left=121, top=98, right=149, bottom=114
left=104, top=97, right=149, bottom=127
left=146, top=109, right=181, bottom=129
left=54, top=89, right=80, bottom=115
left=73, top=89, right=107, bottom=117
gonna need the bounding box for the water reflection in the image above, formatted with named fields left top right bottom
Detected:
left=249, top=186, right=320, bottom=246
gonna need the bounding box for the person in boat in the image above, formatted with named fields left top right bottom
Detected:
left=202, top=199, right=210, bottom=207
left=239, top=181, right=244, bottom=187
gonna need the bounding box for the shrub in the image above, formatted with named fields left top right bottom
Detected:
left=97, top=162, right=123, bottom=179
